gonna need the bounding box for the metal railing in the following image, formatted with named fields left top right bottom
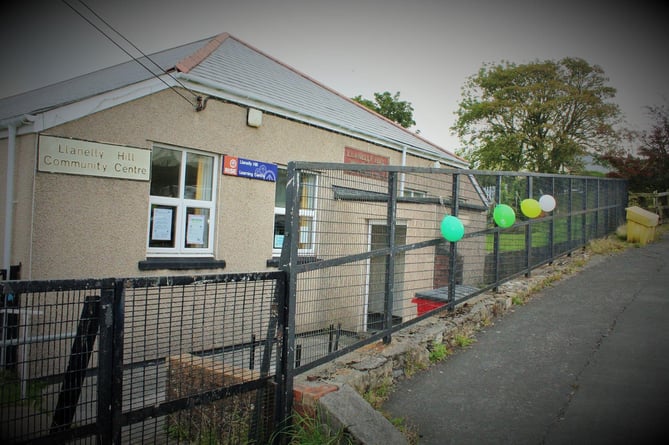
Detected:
left=1, top=163, right=628, bottom=443
left=278, top=162, right=627, bottom=415
left=1, top=273, right=286, bottom=444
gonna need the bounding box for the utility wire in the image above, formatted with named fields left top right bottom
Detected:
left=61, top=0, right=199, bottom=108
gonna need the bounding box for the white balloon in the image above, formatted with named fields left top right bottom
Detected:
left=539, top=195, right=556, bottom=212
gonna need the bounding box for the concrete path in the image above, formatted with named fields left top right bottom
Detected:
left=383, top=233, right=669, bottom=444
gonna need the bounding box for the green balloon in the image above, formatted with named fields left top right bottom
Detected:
left=440, top=215, right=464, bottom=242
left=493, top=204, right=516, bottom=228
left=520, top=199, right=542, bottom=218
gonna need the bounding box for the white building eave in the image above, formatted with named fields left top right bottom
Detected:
left=1, top=72, right=467, bottom=169
left=0, top=76, right=178, bottom=138
left=177, top=73, right=468, bottom=168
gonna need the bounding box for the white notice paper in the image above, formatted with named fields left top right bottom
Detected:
left=152, top=208, right=173, bottom=241
left=186, top=214, right=205, bottom=245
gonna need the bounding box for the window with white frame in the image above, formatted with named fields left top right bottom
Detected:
left=273, top=168, right=317, bottom=256
left=147, top=146, right=217, bottom=255
left=402, top=187, right=427, bottom=198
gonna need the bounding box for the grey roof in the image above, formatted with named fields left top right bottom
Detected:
left=0, top=33, right=466, bottom=166
left=0, top=38, right=208, bottom=122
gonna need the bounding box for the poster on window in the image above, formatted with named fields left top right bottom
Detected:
left=186, top=214, right=206, bottom=245
left=152, top=208, right=173, bottom=241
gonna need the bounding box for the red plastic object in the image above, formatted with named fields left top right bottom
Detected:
left=412, top=297, right=446, bottom=316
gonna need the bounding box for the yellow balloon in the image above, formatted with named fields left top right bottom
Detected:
left=520, top=199, right=542, bottom=218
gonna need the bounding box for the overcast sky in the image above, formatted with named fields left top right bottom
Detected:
left=2, top=0, right=667, bottom=151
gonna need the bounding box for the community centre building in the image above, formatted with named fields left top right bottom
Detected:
left=1, top=32, right=484, bottom=282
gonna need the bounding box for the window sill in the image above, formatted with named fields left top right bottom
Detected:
left=266, top=256, right=319, bottom=268
left=138, top=257, right=226, bottom=271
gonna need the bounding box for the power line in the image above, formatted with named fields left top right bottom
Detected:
left=61, top=0, right=199, bottom=108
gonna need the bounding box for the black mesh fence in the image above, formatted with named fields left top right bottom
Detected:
left=1, top=164, right=628, bottom=443
left=1, top=273, right=285, bottom=444
left=278, top=163, right=628, bottom=382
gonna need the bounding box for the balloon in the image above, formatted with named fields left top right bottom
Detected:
left=539, top=194, right=556, bottom=212
left=493, top=204, right=516, bottom=228
left=440, top=215, right=465, bottom=242
left=520, top=199, right=542, bottom=218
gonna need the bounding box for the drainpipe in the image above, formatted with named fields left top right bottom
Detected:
left=2, top=115, right=34, bottom=278
left=400, top=146, right=407, bottom=196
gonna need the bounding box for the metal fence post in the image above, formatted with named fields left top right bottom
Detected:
left=97, top=283, right=113, bottom=445
left=448, top=173, right=460, bottom=308
left=549, top=177, right=555, bottom=261
left=271, top=272, right=288, bottom=438
left=111, top=280, right=124, bottom=444
left=582, top=179, right=588, bottom=246
left=383, top=171, right=398, bottom=344
left=595, top=179, right=601, bottom=238
left=97, top=279, right=124, bottom=445
left=604, top=180, right=611, bottom=233
left=623, top=181, right=629, bottom=223
left=278, top=161, right=299, bottom=425
left=567, top=177, right=573, bottom=252
left=493, top=174, right=502, bottom=290
left=525, top=176, right=533, bottom=277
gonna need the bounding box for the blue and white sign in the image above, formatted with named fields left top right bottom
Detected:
left=223, top=155, right=277, bottom=182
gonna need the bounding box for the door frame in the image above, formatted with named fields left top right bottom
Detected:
left=364, top=219, right=407, bottom=331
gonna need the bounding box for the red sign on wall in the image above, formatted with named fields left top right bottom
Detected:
left=223, top=155, right=239, bottom=175
left=344, top=147, right=389, bottom=180
left=344, top=147, right=389, bottom=166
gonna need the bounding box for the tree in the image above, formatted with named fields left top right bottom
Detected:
left=601, top=104, right=669, bottom=192
left=352, top=91, right=416, bottom=128
left=451, top=58, right=622, bottom=172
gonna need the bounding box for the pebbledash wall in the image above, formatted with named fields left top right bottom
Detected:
left=0, top=33, right=485, bottom=280
left=0, top=34, right=478, bottom=281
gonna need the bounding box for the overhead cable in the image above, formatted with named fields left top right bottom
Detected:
left=62, top=0, right=199, bottom=108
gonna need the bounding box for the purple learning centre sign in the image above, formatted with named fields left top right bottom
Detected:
left=223, top=155, right=277, bottom=182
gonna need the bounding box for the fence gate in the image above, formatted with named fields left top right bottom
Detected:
left=1, top=272, right=287, bottom=444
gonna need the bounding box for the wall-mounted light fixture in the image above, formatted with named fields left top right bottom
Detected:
left=247, top=108, right=263, bottom=128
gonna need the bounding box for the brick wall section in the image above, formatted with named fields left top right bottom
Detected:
left=166, top=355, right=342, bottom=434
left=433, top=244, right=463, bottom=288
left=166, top=354, right=274, bottom=443
left=293, top=382, right=339, bottom=417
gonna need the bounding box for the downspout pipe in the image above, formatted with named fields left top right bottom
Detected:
left=400, top=145, right=407, bottom=196
left=2, top=115, right=34, bottom=278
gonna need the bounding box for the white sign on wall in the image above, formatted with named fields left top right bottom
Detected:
left=38, top=134, right=151, bottom=181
